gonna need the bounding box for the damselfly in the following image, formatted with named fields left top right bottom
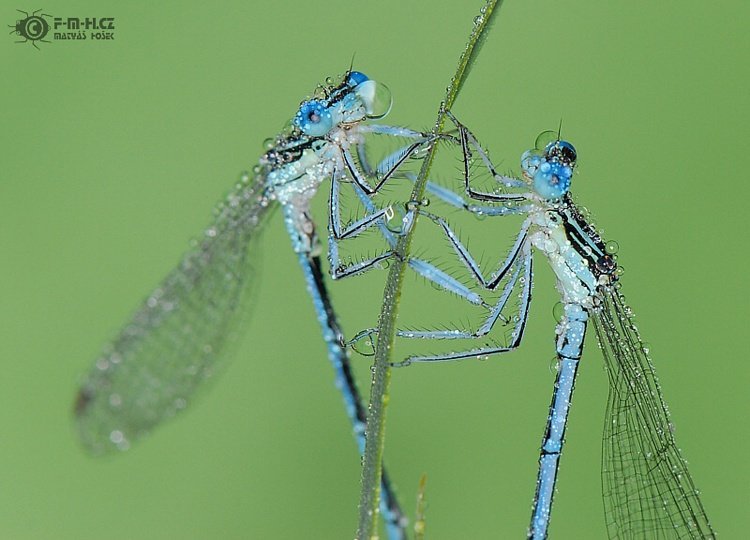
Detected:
left=358, top=112, right=716, bottom=539
left=73, top=69, right=445, bottom=539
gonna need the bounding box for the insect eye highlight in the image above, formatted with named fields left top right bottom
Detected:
left=294, top=100, right=334, bottom=137
left=347, top=71, right=369, bottom=87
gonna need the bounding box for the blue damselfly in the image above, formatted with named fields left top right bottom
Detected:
left=73, top=70, right=444, bottom=539
left=356, top=112, right=716, bottom=538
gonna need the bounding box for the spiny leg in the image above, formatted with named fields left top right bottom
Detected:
left=444, top=110, right=533, bottom=204
left=330, top=133, right=538, bottom=363
left=402, top=172, right=534, bottom=216
left=422, top=211, right=531, bottom=290
left=342, top=129, right=431, bottom=195
left=400, top=257, right=523, bottom=341
left=327, top=162, right=404, bottom=280
left=392, top=244, right=534, bottom=366
left=336, top=177, right=535, bottom=362
left=367, top=208, right=531, bottom=346
left=328, top=147, right=487, bottom=307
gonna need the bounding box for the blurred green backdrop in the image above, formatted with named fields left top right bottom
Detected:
left=1, top=0, right=747, bottom=538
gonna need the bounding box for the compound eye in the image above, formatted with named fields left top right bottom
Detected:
left=545, top=140, right=577, bottom=168
left=533, top=161, right=573, bottom=200
left=347, top=71, right=369, bottom=86
left=294, top=100, right=333, bottom=137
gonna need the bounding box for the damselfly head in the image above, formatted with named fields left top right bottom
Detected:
left=260, top=71, right=393, bottom=172
left=292, top=70, right=392, bottom=138
left=521, top=133, right=578, bottom=201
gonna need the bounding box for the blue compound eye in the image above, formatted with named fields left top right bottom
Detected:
left=294, top=100, right=333, bottom=137
left=347, top=71, right=369, bottom=87
left=533, top=161, right=573, bottom=200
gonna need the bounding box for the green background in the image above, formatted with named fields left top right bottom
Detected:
left=1, top=0, right=747, bottom=538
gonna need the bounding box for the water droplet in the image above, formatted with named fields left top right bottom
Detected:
left=359, top=80, right=393, bottom=119
left=552, top=302, right=564, bottom=322
left=605, top=240, right=620, bottom=255
left=534, top=131, right=558, bottom=151
left=350, top=331, right=376, bottom=356
left=262, top=137, right=275, bottom=150
left=549, top=357, right=560, bottom=373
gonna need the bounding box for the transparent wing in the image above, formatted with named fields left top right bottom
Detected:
left=75, top=174, right=274, bottom=454
left=592, top=288, right=715, bottom=539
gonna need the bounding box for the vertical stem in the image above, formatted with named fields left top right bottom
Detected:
left=355, top=1, right=502, bottom=538
left=414, top=474, right=428, bottom=540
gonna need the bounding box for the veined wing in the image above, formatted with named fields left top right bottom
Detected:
left=592, top=289, right=715, bottom=539
left=75, top=173, right=274, bottom=455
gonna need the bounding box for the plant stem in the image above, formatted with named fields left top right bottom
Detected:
left=414, top=474, right=428, bottom=540
left=355, top=1, right=502, bottom=538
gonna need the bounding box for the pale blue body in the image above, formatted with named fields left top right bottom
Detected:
left=363, top=112, right=715, bottom=539
left=75, top=70, right=449, bottom=540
